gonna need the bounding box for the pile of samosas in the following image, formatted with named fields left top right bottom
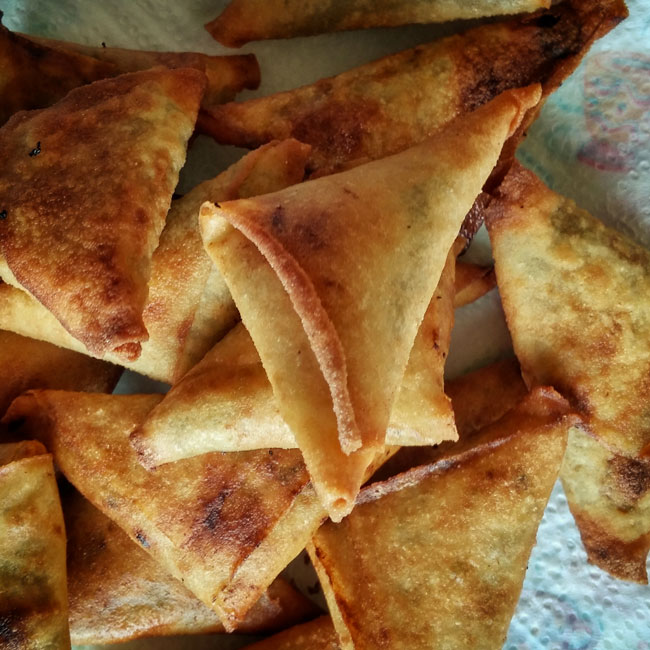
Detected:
left=1, top=1, right=648, bottom=649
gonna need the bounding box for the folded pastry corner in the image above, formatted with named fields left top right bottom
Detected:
left=199, top=85, right=540, bottom=520
left=0, top=67, right=206, bottom=362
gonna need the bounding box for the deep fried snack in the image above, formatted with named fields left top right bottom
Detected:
left=207, top=0, right=549, bottom=47
left=561, top=427, right=650, bottom=583
left=64, top=489, right=319, bottom=644
left=23, top=31, right=259, bottom=107
left=201, top=0, right=627, bottom=175
left=454, top=260, right=497, bottom=308
left=309, top=388, right=575, bottom=649
left=486, top=161, right=650, bottom=458
left=0, top=442, right=69, bottom=649
left=200, top=86, right=540, bottom=520
left=0, top=140, right=310, bottom=381
left=0, top=68, right=205, bottom=362
left=131, top=243, right=457, bottom=463
left=3, top=391, right=323, bottom=631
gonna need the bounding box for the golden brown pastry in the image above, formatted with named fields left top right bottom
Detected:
left=0, top=67, right=205, bottom=362
left=200, top=85, right=540, bottom=520
left=64, top=489, right=318, bottom=644
left=309, top=388, right=575, bottom=649
left=0, top=441, right=69, bottom=649
left=200, top=0, right=627, bottom=176
left=3, top=391, right=324, bottom=631
left=207, top=0, right=549, bottom=47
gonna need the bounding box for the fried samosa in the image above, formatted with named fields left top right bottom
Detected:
left=309, top=388, right=575, bottom=650
left=0, top=327, right=121, bottom=416
left=64, top=489, right=319, bottom=644
left=486, top=162, right=650, bottom=458
left=560, top=427, right=650, bottom=583
left=2, top=391, right=324, bottom=630
left=0, top=17, right=115, bottom=126
left=0, top=68, right=205, bottom=362
left=207, top=0, right=549, bottom=47
left=0, top=442, right=69, bottom=649
left=0, top=17, right=258, bottom=125
left=0, top=140, right=309, bottom=381
left=22, top=32, right=259, bottom=108
left=131, top=243, right=457, bottom=463
left=199, top=85, right=540, bottom=520
left=201, top=0, right=627, bottom=175
left=241, top=616, right=340, bottom=650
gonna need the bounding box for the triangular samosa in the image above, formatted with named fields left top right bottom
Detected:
left=0, top=327, right=121, bottom=416
left=206, top=0, right=548, bottom=47
left=0, top=140, right=310, bottom=382
left=0, top=17, right=115, bottom=125
left=199, top=85, right=541, bottom=520
left=131, top=243, right=457, bottom=463
left=0, top=67, right=205, bottom=361
left=241, top=616, right=340, bottom=650
left=201, top=0, right=626, bottom=175
left=486, top=162, right=650, bottom=458
left=0, top=17, right=258, bottom=125
left=560, top=426, right=650, bottom=583
left=64, top=489, right=319, bottom=644
left=22, top=31, right=259, bottom=108
left=2, top=391, right=324, bottom=630
left=309, top=388, right=575, bottom=650
left=0, top=441, right=69, bottom=649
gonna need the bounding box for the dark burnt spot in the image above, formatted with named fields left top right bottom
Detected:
left=101, top=41, right=106, bottom=48
left=28, top=142, right=41, bottom=157
left=271, top=205, right=285, bottom=232
left=135, top=530, right=150, bottom=548
left=534, top=13, right=561, bottom=29
left=0, top=210, right=7, bottom=220
left=268, top=449, right=274, bottom=456
left=609, top=456, right=650, bottom=501
left=203, top=489, right=231, bottom=531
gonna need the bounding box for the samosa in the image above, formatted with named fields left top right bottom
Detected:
left=22, top=30, right=259, bottom=108
left=3, top=391, right=324, bottom=630
left=0, top=327, right=121, bottom=416
left=0, top=17, right=258, bottom=125
left=486, top=162, right=650, bottom=582
left=199, top=85, right=540, bottom=520
left=561, top=427, right=650, bottom=583
left=64, top=488, right=318, bottom=644
left=131, top=242, right=458, bottom=463
left=0, top=441, right=69, bottom=649
left=485, top=162, right=650, bottom=458
left=0, top=140, right=310, bottom=381
left=206, top=0, right=549, bottom=47
left=0, top=68, right=205, bottom=362
left=201, top=0, right=627, bottom=175
left=309, top=388, right=576, bottom=649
